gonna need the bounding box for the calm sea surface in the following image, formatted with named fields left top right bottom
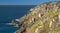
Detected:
left=0, top=5, right=36, bottom=33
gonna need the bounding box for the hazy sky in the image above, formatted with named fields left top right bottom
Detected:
left=0, top=0, right=59, bottom=5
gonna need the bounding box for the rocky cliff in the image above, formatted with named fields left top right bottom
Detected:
left=12, top=1, right=60, bottom=33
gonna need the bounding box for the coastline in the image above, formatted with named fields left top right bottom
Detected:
left=10, top=1, right=60, bottom=33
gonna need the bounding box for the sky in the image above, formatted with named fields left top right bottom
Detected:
left=0, top=0, right=60, bottom=5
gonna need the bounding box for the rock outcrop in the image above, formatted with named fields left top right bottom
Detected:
left=12, top=1, right=60, bottom=33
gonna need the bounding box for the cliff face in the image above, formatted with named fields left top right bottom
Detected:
left=13, top=1, right=60, bottom=33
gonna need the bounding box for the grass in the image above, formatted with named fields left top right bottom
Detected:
left=26, top=10, right=59, bottom=33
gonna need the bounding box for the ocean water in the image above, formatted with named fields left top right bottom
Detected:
left=0, top=5, right=36, bottom=33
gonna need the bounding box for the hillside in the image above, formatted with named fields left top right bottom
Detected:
left=11, top=1, right=60, bottom=33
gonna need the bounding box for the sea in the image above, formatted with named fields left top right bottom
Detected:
left=0, top=5, right=36, bottom=33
